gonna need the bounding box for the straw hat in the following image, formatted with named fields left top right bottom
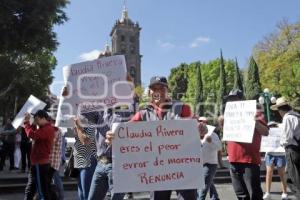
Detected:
left=198, top=116, right=208, bottom=122
left=270, top=97, right=289, bottom=111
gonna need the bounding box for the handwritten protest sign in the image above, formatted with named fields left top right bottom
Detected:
left=55, top=55, right=134, bottom=127
left=223, top=100, right=256, bottom=143
left=260, top=127, right=285, bottom=153
left=112, top=119, right=204, bottom=193
left=12, top=95, right=46, bottom=129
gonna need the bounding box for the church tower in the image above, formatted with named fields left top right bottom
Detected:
left=110, top=5, right=142, bottom=86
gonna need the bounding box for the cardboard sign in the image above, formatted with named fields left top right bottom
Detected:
left=12, top=95, right=46, bottom=129
left=112, top=119, right=204, bottom=193
left=55, top=55, right=134, bottom=127
left=260, top=127, right=285, bottom=153
left=223, top=100, right=256, bottom=143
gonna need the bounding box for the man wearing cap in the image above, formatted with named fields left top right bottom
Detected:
left=270, top=97, right=300, bottom=199
left=225, top=89, right=269, bottom=200
left=23, top=110, right=56, bottom=200
left=118, top=76, right=196, bottom=200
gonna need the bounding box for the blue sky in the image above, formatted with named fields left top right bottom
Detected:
left=51, top=0, right=300, bottom=95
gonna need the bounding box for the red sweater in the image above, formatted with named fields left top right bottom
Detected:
left=24, top=122, right=55, bottom=165
left=130, top=104, right=192, bottom=121
left=227, top=112, right=268, bottom=165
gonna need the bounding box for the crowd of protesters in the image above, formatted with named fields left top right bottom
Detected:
left=0, top=75, right=299, bottom=200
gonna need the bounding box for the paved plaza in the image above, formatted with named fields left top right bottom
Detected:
left=0, top=182, right=296, bottom=200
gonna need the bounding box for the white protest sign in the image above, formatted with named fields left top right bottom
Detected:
left=112, top=119, right=204, bottom=193
left=260, top=127, right=285, bottom=153
left=206, top=125, right=216, bottom=136
left=12, top=95, right=46, bottom=129
left=55, top=55, right=134, bottom=127
left=223, top=100, right=256, bottom=143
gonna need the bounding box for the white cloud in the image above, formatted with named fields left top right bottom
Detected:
left=189, top=36, right=211, bottom=48
left=79, top=49, right=101, bottom=61
left=157, top=40, right=176, bottom=49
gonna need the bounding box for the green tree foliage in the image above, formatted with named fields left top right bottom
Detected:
left=233, top=57, right=244, bottom=92
left=245, top=56, right=262, bottom=100
left=0, top=0, right=69, bottom=117
left=182, top=62, right=197, bottom=108
left=168, top=63, right=189, bottom=100
left=218, top=50, right=227, bottom=111
left=195, top=62, right=204, bottom=116
left=254, top=19, right=300, bottom=108
left=171, top=58, right=235, bottom=116
left=0, top=0, right=68, bottom=54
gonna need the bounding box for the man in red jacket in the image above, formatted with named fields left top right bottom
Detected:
left=225, top=90, right=269, bottom=200
left=107, top=76, right=196, bottom=200
left=23, top=110, right=55, bottom=200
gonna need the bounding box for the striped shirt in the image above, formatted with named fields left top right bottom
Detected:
left=73, top=112, right=97, bottom=169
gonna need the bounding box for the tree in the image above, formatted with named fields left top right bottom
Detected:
left=218, top=50, right=227, bottom=113
left=195, top=62, right=204, bottom=116
left=0, top=0, right=69, bottom=117
left=0, top=0, right=68, bottom=55
left=175, top=58, right=235, bottom=118
left=233, top=57, right=244, bottom=92
left=254, top=19, right=300, bottom=107
left=168, top=63, right=189, bottom=100
left=245, top=56, right=262, bottom=100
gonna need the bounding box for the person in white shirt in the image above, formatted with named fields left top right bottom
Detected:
left=14, top=127, right=22, bottom=169
left=262, top=122, right=288, bottom=200
left=271, top=97, right=300, bottom=199
left=197, top=119, right=222, bottom=200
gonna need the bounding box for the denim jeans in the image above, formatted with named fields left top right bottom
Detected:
left=229, top=163, right=263, bottom=200
left=88, top=162, right=125, bottom=200
left=24, top=164, right=52, bottom=200
left=198, top=164, right=218, bottom=200
left=209, top=183, right=220, bottom=200
left=53, top=170, right=64, bottom=200
left=155, top=189, right=197, bottom=200
left=285, top=147, right=300, bottom=199
left=77, top=158, right=97, bottom=200
left=0, top=142, right=15, bottom=170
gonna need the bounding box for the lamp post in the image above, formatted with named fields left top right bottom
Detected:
left=258, top=88, right=276, bottom=122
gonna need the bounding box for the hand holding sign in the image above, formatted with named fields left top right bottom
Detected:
left=105, top=130, right=114, bottom=145
left=106, top=123, right=120, bottom=145
left=204, top=135, right=212, bottom=143
left=12, top=95, right=46, bottom=129
left=74, top=117, right=91, bottom=146
left=24, top=113, right=31, bottom=123
left=62, top=86, right=69, bottom=97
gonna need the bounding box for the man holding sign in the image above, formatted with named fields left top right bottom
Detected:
left=223, top=89, right=269, bottom=200
left=124, top=76, right=198, bottom=200
left=23, top=110, right=55, bottom=200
